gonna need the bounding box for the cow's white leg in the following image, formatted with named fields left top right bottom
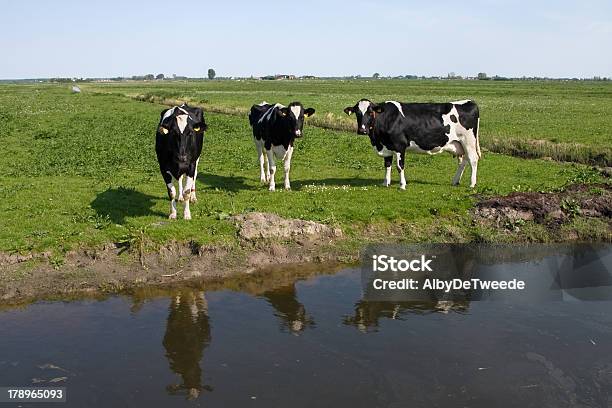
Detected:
left=461, top=139, right=479, bottom=188
left=183, top=176, right=194, bottom=219
left=265, top=152, right=270, bottom=183
left=167, top=182, right=177, bottom=219
left=384, top=167, right=392, bottom=187
left=255, top=139, right=267, bottom=183
left=267, top=149, right=277, bottom=191
left=190, top=158, right=199, bottom=203
left=284, top=145, right=294, bottom=190
left=396, top=151, right=406, bottom=190
left=468, top=154, right=479, bottom=188
left=452, top=156, right=468, bottom=186
left=177, top=175, right=185, bottom=202
left=383, top=156, right=392, bottom=187
left=183, top=200, right=191, bottom=220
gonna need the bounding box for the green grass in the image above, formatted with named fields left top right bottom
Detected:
left=82, top=79, right=612, bottom=165
left=0, top=84, right=607, bottom=255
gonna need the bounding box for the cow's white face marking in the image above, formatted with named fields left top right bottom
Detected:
left=358, top=100, right=371, bottom=115
left=452, top=99, right=470, bottom=105
left=290, top=105, right=302, bottom=120
left=291, top=106, right=303, bottom=137
left=162, top=106, right=190, bottom=133
left=386, top=101, right=405, bottom=117
left=176, top=114, right=188, bottom=133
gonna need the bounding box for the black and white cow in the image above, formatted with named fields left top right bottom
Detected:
left=155, top=104, right=207, bottom=219
left=344, top=99, right=481, bottom=188
left=248, top=102, right=315, bottom=191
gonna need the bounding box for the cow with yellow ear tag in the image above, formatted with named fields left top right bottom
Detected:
left=155, top=103, right=208, bottom=220
left=248, top=101, right=315, bottom=191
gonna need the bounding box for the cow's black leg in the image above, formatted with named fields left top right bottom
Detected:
left=396, top=151, right=406, bottom=190
left=383, top=156, right=393, bottom=187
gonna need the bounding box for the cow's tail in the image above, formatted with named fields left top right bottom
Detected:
left=475, top=117, right=482, bottom=159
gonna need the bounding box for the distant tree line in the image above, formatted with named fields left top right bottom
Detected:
left=33, top=72, right=612, bottom=83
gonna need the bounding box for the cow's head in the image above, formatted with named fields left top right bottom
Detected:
left=158, top=104, right=207, bottom=163
left=343, top=99, right=384, bottom=135
left=276, top=102, right=315, bottom=138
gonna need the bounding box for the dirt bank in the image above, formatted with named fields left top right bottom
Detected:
left=0, top=213, right=350, bottom=305
left=474, top=183, right=612, bottom=237
left=2, top=186, right=611, bottom=306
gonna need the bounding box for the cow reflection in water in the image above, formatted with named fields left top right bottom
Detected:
left=344, top=301, right=470, bottom=333
left=261, top=284, right=315, bottom=334
left=163, top=290, right=212, bottom=400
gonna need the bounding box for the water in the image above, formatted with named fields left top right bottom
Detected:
left=1, top=258, right=612, bottom=407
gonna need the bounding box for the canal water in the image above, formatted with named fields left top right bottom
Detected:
left=1, top=248, right=612, bottom=407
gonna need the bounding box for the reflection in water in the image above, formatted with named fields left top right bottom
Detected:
left=344, top=300, right=470, bottom=333
left=1, top=247, right=612, bottom=407
left=162, top=290, right=212, bottom=400
left=261, top=284, right=315, bottom=334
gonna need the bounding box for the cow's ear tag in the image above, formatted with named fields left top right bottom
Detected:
left=159, top=126, right=169, bottom=135
left=194, top=126, right=201, bottom=132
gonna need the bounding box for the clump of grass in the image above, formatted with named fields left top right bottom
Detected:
left=49, top=254, right=65, bottom=270
left=560, top=198, right=581, bottom=218
left=117, top=226, right=150, bottom=268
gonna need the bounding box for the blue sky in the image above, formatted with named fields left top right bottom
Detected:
left=1, top=0, right=610, bottom=79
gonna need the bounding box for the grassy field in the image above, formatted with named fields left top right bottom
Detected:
left=85, top=79, right=612, bottom=166
left=0, top=83, right=608, bottom=257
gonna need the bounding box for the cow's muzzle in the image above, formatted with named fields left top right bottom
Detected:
left=295, top=130, right=302, bottom=138
left=357, top=127, right=369, bottom=135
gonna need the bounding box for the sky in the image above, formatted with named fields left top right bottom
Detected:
left=1, top=0, right=610, bottom=79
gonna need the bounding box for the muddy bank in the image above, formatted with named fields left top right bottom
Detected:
left=0, top=213, right=349, bottom=305
left=2, top=186, right=611, bottom=306
left=474, top=183, right=612, bottom=237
